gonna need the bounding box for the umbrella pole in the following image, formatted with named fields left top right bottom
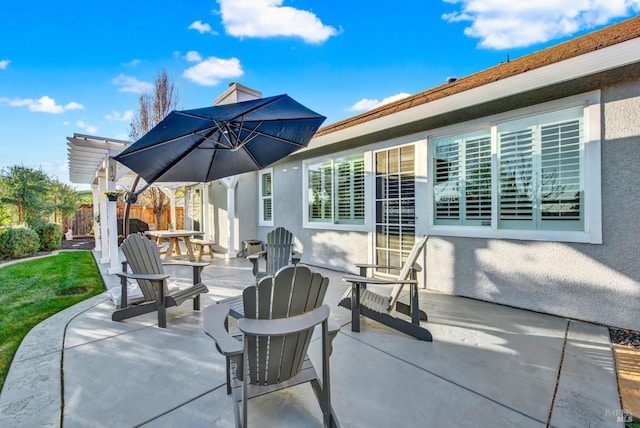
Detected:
left=123, top=176, right=141, bottom=238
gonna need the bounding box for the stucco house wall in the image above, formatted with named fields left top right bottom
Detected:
left=256, top=160, right=370, bottom=271
left=209, top=18, right=640, bottom=331
left=254, top=79, right=640, bottom=331
left=422, top=80, right=640, bottom=330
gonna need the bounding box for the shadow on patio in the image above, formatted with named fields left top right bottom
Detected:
left=0, top=251, right=623, bottom=427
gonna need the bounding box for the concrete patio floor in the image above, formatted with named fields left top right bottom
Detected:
left=0, top=250, right=625, bottom=427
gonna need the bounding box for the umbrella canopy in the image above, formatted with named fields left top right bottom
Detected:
left=113, top=94, right=325, bottom=185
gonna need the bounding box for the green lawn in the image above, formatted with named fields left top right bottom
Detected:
left=0, top=251, right=105, bottom=392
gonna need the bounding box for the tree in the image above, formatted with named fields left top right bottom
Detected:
left=129, top=69, right=179, bottom=226
left=140, top=187, right=170, bottom=229
left=49, top=181, right=78, bottom=223
left=0, top=165, right=52, bottom=224
left=129, top=69, right=179, bottom=141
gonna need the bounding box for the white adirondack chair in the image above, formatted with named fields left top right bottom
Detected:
left=246, top=227, right=301, bottom=278
left=203, top=264, right=339, bottom=427
left=114, top=233, right=209, bottom=328
left=339, top=235, right=432, bottom=341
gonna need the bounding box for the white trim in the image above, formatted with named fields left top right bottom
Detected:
left=258, top=168, right=274, bottom=227
left=302, top=148, right=369, bottom=232
left=424, top=91, right=602, bottom=244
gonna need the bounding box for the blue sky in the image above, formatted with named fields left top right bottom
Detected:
left=1, top=0, right=639, bottom=190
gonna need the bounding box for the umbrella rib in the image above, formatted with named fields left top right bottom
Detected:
left=117, top=126, right=219, bottom=157
left=136, top=125, right=224, bottom=183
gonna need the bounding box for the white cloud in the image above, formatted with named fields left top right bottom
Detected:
left=189, top=20, right=217, bottom=35
left=0, top=60, right=9, bottom=70
left=0, top=97, right=32, bottom=107
left=65, top=101, right=84, bottom=111
left=122, top=59, right=142, bottom=67
left=182, top=56, right=243, bottom=86
left=0, top=96, right=84, bottom=113
left=217, top=0, right=339, bottom=44
left=185, top=50, right=203, bottom=62
left=111, top=73, right=153, bottom=93
left=105, top=110, right=134, bottom=121
left=348, top=93, right=411, bottom=112
left=40, top=160, right=68, bottom=175
left=442, top=0, right=640, bottom=49
left=76, top=120, right=99, bottom=134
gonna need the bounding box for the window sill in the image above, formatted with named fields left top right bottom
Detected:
left=427, top=225, right=602, bottom=244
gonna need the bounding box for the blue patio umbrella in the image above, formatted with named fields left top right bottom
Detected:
left=113, top=94, right=325, bottom=236
left=114, top=94, right=326, bottom=186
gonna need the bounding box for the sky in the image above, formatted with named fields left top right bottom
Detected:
left=1, top=0, right=639, bottom=190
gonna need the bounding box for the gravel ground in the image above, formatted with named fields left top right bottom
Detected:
left=610, top=328, right=640, bottom=350
left=60, top=238, right=95, bottom=251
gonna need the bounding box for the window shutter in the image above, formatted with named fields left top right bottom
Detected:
left=322, top=164, right=332, bottom=220
left=335, top=157, right=365, bottom=223
left=465, top=136, right=492, bottom=222
left=434, top=139, right=460, bottom=221
left=353, top=158, right=365, bottom=219
left=499, top=128, right=534, bottom=224
left=261, top=172, right=272, bottom=222
left=309, top=168, right=322, bottom=221
left=540, top=119, right=582, bottom=225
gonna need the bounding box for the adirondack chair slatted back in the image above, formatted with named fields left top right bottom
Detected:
left=242, top=265, right=329, bottom=386
left=387, top=235, right=428, bottom=308
left=265, top=227, right=294, bottom=275
left=121, top=234, right=166, bottom=301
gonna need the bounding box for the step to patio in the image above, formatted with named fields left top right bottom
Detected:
left=613, top=344, right=640, bottom=422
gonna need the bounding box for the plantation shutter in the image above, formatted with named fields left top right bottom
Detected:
left=261, top=172, right=272, bottom=222
left=434, top=139, right=460, bottom=222
left=540, top=119, right=582, bottom=228
left=335, top=157, right=365, bottom=223
left=309, top=165, right=330, bottom=222
left=499, top=127, right=534, bottom=227
left=465, top=136, right=492, bottom=223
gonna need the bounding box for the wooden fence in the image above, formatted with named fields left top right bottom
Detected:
left=69, top=204, right=184, bottom=237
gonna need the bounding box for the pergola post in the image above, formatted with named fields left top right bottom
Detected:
left=220, top=176, right=239, bottom=259
left=91, top=184, right=101, bottom=251
left=98, top=173, right=110, bottom=264
left=106, top=159, right=121, bottom=274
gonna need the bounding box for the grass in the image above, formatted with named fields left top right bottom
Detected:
left=0, top=251, right=104, bottom=392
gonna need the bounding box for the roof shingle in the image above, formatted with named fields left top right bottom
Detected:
left=315, top=15, right=640, bottom=137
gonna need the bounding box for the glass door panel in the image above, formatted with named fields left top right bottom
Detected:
left=375, top=145, right=416, bottom=274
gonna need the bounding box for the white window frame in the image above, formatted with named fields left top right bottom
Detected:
left=426, top=91, right=602, bottom=244
left=258, top=168, right=274, bottom=227
left=303, top=150, right=371, bottom=231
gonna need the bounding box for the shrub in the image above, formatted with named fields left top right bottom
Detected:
left=32, top=222, right=62, bottom=251
left=0, top=227, right=40, bottom=259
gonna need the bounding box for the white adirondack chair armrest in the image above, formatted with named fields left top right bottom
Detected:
left=354, top=263, right=402, bottom=271
left=116, top=271, right=170, bottom=282
left=162, top=260, right=210, bottom=268
left=202, top=303, right=244, bottom=356
left=342, top=274, right=418, bottom=286
left=246, top=251, right=267, bottom=260
left=238, top=305, right=331, bottom=337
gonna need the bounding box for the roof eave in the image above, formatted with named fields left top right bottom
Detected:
left=306, top=36, right=640, bottom=151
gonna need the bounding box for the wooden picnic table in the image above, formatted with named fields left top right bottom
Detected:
left=144, top=229, right=204, bottom=262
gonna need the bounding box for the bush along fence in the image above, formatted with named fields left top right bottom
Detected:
left=0, top=223, right=62, bottom=260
